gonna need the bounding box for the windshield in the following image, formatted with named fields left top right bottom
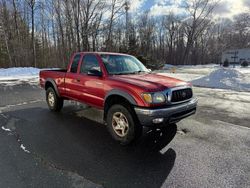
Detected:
left=100, top=54, right=149, bottom=75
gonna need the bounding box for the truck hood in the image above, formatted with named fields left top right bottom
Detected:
left=109, top=73, right=188, bottom=91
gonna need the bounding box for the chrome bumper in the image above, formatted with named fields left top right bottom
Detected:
left=134, top=98, right=198, bottom=126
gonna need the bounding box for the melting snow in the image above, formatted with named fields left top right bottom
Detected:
left=0, top=67, right=40, bottom=85
left=1, top=127, right=31, bottom=154
left=1, top=126, right=11, bottom=132
left=20, top=144, right=30, bottom=153
left=0, top=67, right=40, bottom=80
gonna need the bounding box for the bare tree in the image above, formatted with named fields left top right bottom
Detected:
left=163, top=13, right=180, bottom=64
left=0, top=1, right=13, bottom=67
left=26, top=0, right=37, bottom=67
left=106, top=0, right=126, bottom=51
left=181, top=0, right=217, bottom=64
left=54, top=0, right=66, bottom=66
left=80, top=0, right=104, bottom=51
left=72, top=0, right=81, bottom=51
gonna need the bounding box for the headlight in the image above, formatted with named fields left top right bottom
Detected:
left=153, top=92, right=165, bottom=103
left=142, top=92, right=165, bottom=104
left=142, top=93, right=152, bottom=103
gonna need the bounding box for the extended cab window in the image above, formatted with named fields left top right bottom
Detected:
left=80, top=54, right=101, bottom=74
left=70, top=54, right=81, bottom=73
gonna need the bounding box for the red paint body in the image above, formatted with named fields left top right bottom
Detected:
left=39, top=52, right=189, bottom=109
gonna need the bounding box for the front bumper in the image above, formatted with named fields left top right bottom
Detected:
left=134, top=98, right=198, bottom=127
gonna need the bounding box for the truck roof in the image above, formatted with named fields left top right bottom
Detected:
left=76, top=52, right=131, bottom=56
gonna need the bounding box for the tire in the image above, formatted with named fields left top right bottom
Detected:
left=106, top=104, right=142, bottom=145
left=46, top=87, right=64, bottom=112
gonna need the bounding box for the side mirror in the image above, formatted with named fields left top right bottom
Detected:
left=87, top=69, right=102, bottom=77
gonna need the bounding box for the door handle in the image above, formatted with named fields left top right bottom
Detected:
left=95, top=82, right=103, bottom=85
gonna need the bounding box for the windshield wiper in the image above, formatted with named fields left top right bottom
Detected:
left=110, top=71, right=147, bottom=75
left=130, top=70, right=148, bottom=74
left=110, top=72, right=130, bottom=75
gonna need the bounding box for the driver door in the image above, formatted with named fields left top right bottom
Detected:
left=77, top=54, right=105, bottom=108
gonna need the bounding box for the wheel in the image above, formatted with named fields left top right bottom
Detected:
left=46, top=87, right=64, bottom=112
left=106, top=104, right=142, bottom=145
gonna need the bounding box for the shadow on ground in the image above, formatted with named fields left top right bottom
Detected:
left=4, top=106, right=177, bottom=188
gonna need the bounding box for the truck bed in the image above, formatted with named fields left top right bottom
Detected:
left=42, top=69, right=67, bottom=72
left=39, top=69, right=67, bottom=90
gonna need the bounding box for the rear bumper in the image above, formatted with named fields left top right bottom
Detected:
left=134, top=98, right=198, bottom=127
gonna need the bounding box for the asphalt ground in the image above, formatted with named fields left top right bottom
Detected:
left=0, top=83, right=249, bottom=188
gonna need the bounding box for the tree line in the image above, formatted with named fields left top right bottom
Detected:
left=0, top=0, right=250, bottom=69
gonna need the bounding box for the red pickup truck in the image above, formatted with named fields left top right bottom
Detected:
left=40, top=52, right=197, bottom=145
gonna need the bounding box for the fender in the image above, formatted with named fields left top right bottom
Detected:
left=45, top=78, right=60, bottom=97
left=104, top=89, right=137, bottom=105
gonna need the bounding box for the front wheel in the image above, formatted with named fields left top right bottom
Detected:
left=46, top=87, right=64, bottom=112
left=106, top=104, right=142, bottom=145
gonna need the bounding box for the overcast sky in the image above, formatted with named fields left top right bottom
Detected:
left=129, top=0, right=250, bottom=19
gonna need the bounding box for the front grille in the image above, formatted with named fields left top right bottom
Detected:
left=171, top=88, right=193, bottom=103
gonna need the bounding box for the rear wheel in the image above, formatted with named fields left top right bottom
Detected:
left=46, top=87, right=64, bottom=112
left=107, top=104, right=142, bottom=145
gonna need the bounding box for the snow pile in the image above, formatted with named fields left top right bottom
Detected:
left=0, top=67, right=40, bottom=80
left=177, top=64, right=219, bottom=69
left=157, top=72, right=203, bottom=81
left=192, top=68, right=250, bottom=92
left=0, top=67, right=41, bottom=85
left=157, top=64, right=218, bottom=81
